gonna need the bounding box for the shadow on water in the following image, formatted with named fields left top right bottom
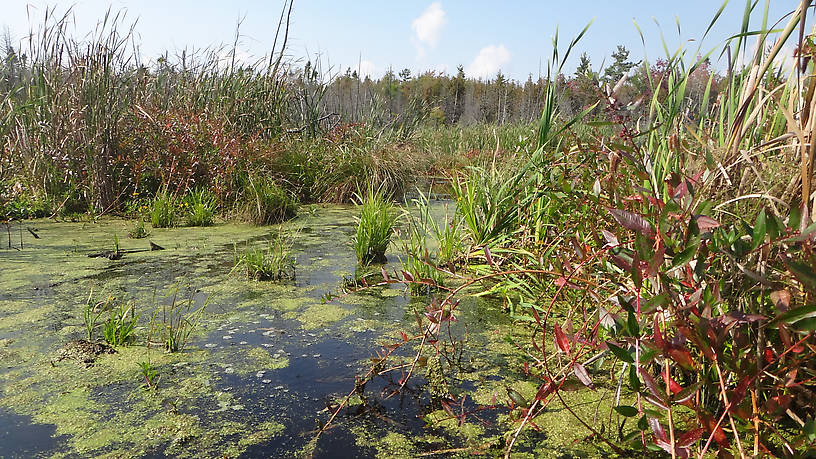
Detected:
left=0, top=409, right=65, bottom=458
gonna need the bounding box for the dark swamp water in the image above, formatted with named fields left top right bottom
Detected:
left=0, top=204, right=610, bottom=458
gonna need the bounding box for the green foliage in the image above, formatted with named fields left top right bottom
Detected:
left=102, top=302, right=138, bottom=347
left=233, top=234, right=296, bottom=281
left=399, top=189, right=464, bottom=293
left=82, top=290, right=106, bottom=341
left=452, top=166, right=520, bottom=248
left=128, top=219, right=149, bottom=239
left=139, top=360, right=159, bottom=390
left=601, top=45, right=635, bottom=83
left=353, top=187, right=398, bottom=265
left=184, top=189, right=216, bottom=227
left=150, top=191, right=178, bottom=228
left=157, top=286, right=207, bottom=353
left=242, top=175, right=298, bottom=225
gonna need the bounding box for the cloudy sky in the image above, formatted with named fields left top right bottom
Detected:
left=1, top=1, right=802, bottom=81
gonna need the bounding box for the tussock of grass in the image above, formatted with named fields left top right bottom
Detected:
left=185, top=189, right=216, bottom=227
left=242, top=175, right=298, bottom=225
left=352, top=187, right=398, bottom=265
left=233, top=234, right=295, bottom=281
left=150, top=191, right=177, bottom=228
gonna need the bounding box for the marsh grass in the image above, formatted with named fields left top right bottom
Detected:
left=102, top=301, right=138, bottom=347
left=233, top=233, right=296, bottom=281
left=159, top=286, right=207, bottom=353
left=242, top=175, right=298, bottom=225
left=185, top=189, right=216, bottom=227
left=128, top=219, right=149, bottom=238
left=150, top=190, right=178, bottom=228
left=352, top=186, right=398, bottom=265
left=399, top=190, right=464, bottom=293
left=82, top=288, right=106, bottom=341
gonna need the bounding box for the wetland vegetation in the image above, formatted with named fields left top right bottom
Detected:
left=3, top=0, right=816, bottom=457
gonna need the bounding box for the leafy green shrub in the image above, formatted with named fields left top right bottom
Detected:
left=243, top=175, right=298, bottom=225
left=353, top=187, right=398, bottom=265
left=233, top=234, right=295, bottom=281
left=185, top=189, right=216, bottom=227
left=150, top=191, right=178, bottom=228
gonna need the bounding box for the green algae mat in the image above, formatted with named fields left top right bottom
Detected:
left=0, top=205, right=614, bottom=458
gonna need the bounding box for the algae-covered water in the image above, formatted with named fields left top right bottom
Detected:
left=0, top=205, right=611, bottom=458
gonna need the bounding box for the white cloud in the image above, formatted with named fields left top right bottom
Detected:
left=358, top=60, right=376, bottom=79
left=466, top=45, right=510, bottom=79
left=412, top=2, right=446, bottom=47
left=411, top=2, right=446, bottom=60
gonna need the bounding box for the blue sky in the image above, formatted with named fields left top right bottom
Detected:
left=2, top=1, right=801, bottom=81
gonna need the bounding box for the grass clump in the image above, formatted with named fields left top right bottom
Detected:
left=243, top=175, right=298, bottom=225
left=102, top=302, right=138, bottom=347
left=233, top=233, right=295, bottom=281
left=150, top=190, right=178, bottom=228
left=128, top=219, right=149, bottom=239
left=353, top=187, right=398, bottom=265
left=155, top=286, right=207, bottom=353
left=185, top=189, right=216, bottom=227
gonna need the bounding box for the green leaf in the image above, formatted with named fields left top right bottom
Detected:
left=671, top=236, right=699, bottom=269
left=771, top=304, right=816, bottom=327
left=627, top=311, right=640, bottom=337
left=638, top=415, right=649, bottom=431
left=614, top=405, right=639, bottom=417
left=792, top=317, right=816, bottom=332
left=628, top=364, right=641, bottom=391
left=607, top=342, right=634, bottom=363
left=752, top=209, right=766, bottom=250
left=786, top=261, right=816, bottom=293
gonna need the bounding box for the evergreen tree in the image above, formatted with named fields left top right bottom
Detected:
left=575, top=52, right=592, bottom=78
left=602, top=45, right=635, bottom=83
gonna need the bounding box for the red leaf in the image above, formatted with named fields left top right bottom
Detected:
left=667, top=347, right=696, bottom=370
left=554, top=324, right=571, bottom=354
left=484, top=246, right=494, bottom=266
left=402, top=271, right=414, bottom=282
left=696, top=216, right=721, bottom=232
left=676, top=428, right=705, bottom=448
left=700, top=413, right=730, bottom=447
left=534, top=379, right=554, bottom=401
left=601, top=229, right=619, bottom=247
left=661, top=370, right=683, bottom=395
left=653, top=316, right=668, bottom=352
left=649, top=417, right=668, bottom=442
left=607, top=208, right=655, bottom=237
left=639, top=368, right=664, bottom=400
